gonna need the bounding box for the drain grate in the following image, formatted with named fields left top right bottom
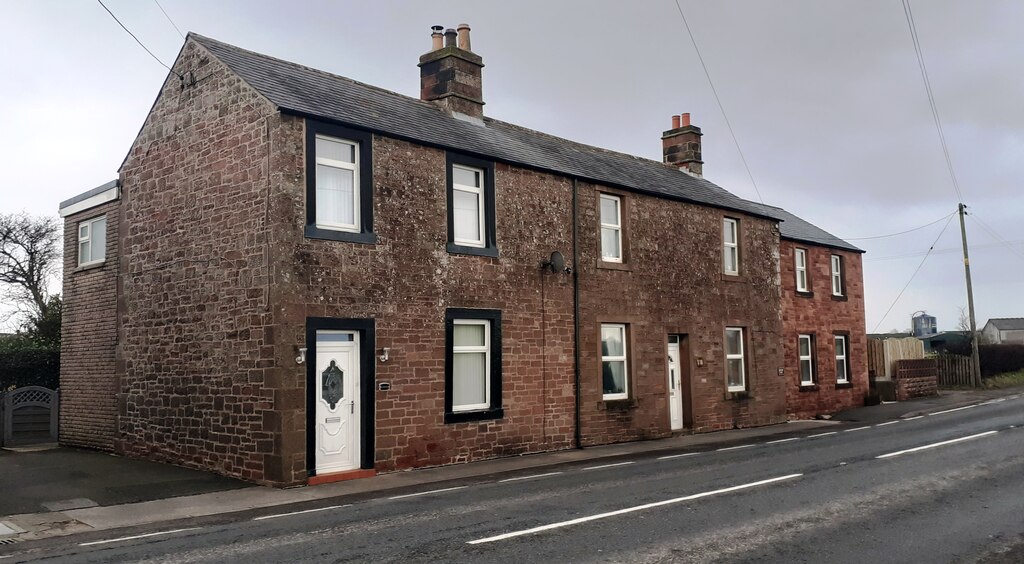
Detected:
left=0, top=538, right=20, bottom=545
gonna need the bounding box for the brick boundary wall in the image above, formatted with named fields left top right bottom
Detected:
left=894, top=358, right=938, bottom=401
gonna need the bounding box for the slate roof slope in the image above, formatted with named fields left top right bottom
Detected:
left=987, top=318, right=1024, bottom=330
left=189, top=33, right=782, bottom=222
left=755, top=205, right=862, bottom=253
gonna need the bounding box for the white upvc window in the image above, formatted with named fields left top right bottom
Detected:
left=452, top=164, right=486, bottom=248
left=452, top=319, right=490, bottom=412
left=723, top=218, right=739, bottom=275
left=795, top=248, right=809, bottom=292
left=835, top=335, right=849, bottom=384
left=599, top=194, right=622, bottom=262
left=77, top=216, right=107, bottom=267
left=831, top=254, right=843, bottom=296
left=725, top=327, right=746, bottom=392
left=799, top=334, right=815, bottom=386
left=601, top=324, right=628, bottom=400
left=314, top=135, right=360, bottom=232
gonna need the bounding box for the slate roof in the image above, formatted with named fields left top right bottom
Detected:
left=987, top=318, right=1024, bottom=331
left=189, top=33, right=783, bottom=222
left=756, top=206, right=863, bottom=253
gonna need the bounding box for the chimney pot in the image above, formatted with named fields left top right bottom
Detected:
left=681, top=112, right=691, bottom=127
left=444, top=28, right=457, bottom=48
left=457, top=23, right=472, bottom=51
left=431, top=25, right=444, bottom=51
left=671, top=115, right=681, bottom=129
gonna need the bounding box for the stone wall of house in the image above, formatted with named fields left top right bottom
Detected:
left=575, top=184, right=787, bottom=443
left=115, top=40, right=282, bottom=484
left=781, top=240, right=869, bottom=419
left=267, top=119, right=578, bottom=482
left=60, top=199, right=121, bottom=450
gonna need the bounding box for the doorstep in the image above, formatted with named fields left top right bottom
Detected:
left=308, top=469, right=377, bottom=486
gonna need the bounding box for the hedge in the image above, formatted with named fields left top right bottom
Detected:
left=980, top=344, right=1024, bottom=378
left=0, top=346, right=60, bottom=390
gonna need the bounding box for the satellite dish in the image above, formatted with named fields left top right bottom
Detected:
left=543, top=251, right=566, bottom=273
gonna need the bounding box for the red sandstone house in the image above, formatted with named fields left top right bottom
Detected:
left=58, top=27, right=865, bottom=487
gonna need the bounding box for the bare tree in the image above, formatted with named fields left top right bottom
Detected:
left=956, top=306, right=972, bottom=333
left=0, top=213, right=62, bottom=335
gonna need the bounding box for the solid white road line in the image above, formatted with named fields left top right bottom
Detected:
left=253, top=504, right=352, bottom=521
left=844, top=426, right=871, bottom=433
left=716, top=444, right=755, bottom=452
left=876, top=431, right=999, bottom=459
left=79, top=528, right=201, bottom=547
left=875, top=421, right=900, bottom=427
left=657, top=452, right=701, bottom=460
left=765, top=437, right=800, bottom=444
left=467, top=474, right=803, bottom=545
left=985, top=398, right=1007, bottom=404
left=807, top=431, right=837, bottom=438
left=583, top=461, right=635, bottom=471
left=929, top=404, right=980, bottom=416
left=498, top=472, right=563, bottom=483
left=388, top=486, right=468, bottom=500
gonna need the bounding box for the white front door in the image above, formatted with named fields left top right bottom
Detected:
left=315, top=331, right=360, bottom=474
left=667, top=340, right=683, bottom=431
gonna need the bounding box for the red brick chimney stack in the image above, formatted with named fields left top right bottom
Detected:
left=419, top=23, right=485, bottom=119
left=662, top=113, right=703, bottom=177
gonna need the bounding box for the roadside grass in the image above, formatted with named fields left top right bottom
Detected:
left=983, top=370, right=1024, bottom=389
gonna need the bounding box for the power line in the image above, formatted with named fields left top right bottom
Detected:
left=871, top=213, right=956, bottom=332
left=96, top=0, right=181, bottom=78
left=900, top=0, right=964, bottom=203
left=836, top=210, right=957, bottom=241
left=153, top=0, right=184, bottom=40
left=672, top=0, right=764, bottom=204
left=967, top=212, right=1024, bottom=263
left=865, top=239, right=1024, bottom=262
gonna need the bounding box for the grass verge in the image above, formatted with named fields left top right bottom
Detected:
left=983, top=370, right=1024, bottom=389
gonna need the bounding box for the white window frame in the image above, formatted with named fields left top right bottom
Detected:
left=601, top=323, right=628, bottom=401
left=795, top=248, right=809, bottom=292
left=831, top=254, right=843, bottom=296
left=451, top=319, right=491, bottom=412
left=77, top=215, right=106, bottom=267
left=835, top=335, right=849, bottom=384
left=451, top=164, right=486, bottom=248
left=725, top=327, right=746, bottom=392
left=599, top=194, right=623, bottom=263
left=799, top=334, right=815, bottom=386
left=314, top=134, right=360, bottom=233
left=723, top=218, right=739, bottom=275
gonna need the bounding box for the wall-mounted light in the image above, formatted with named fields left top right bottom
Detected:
left=378, top=348, right=390, bottom=363
left=296, top=347, right=307, bottom=365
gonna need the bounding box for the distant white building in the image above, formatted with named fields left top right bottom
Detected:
left=981, top=318, right=1024, bottom=344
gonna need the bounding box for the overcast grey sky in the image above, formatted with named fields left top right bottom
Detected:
left=2, top=0, right=1021, bottom=332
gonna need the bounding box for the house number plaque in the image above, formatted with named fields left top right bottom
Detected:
left=322, top=360, right=344, bottom=409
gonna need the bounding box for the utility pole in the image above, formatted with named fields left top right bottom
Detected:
left=958, top=203, right=982, bottom=388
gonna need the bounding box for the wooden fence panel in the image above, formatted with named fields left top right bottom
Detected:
left=935, top=354, right=974, bottom=387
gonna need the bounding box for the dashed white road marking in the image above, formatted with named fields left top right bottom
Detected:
left=875, top=421, right=900, bottom=427
left=253, top=504, right=352, bottom=521
left=388, top=486, right=468, bottom=500
left=807, top=431, right=837, bottom=438
left=844, top=426, right=871, bottom=433
left=79, top=528, right=201, bottom=547
left=876, top=431, right=998, bottom=459
left=765, top=437, right=800, bottom=444
left=903, top=415, right=924, bottom=421
left=467, top=474, right=803, bottom=544
left=498, top=472, right=563, bottom=483
left=657, top=452, right=701, bottom=460
left=583, top=461, right=635, bottom=471
left=929, top=404, right=980, bottom=416
left=717, top=444, right=755, bottom=452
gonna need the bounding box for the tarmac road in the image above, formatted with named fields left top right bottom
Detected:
left=9, top=393, right=1024, bottom=563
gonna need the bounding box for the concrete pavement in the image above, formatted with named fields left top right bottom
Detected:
left=2, top=385, right=1019, bottom=548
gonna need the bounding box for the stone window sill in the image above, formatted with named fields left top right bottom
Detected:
left=599, top=398, right=636, bottom=410
left=75, top=261, right=106, bottom=273
left=446, top=243, right=499, bottom=258
left=796, top=290, right=815, bottom=299
left=305, top=225, right=378, bottom=244
left=835, top=382, right=854, bottom=389
left=444, top=407, right=504, bottom=424
left=830, top=294, right=849, bottom=302
left=722, top=273, right=747, bottom=283
left=597, top=260, right=633, bottom=272
left=725, top=390, right=751, bottom=401
left=799, top=384, right=820, bottom=392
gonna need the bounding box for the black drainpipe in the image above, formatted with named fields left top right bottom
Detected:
left=572, top=178, right=583, bottom=450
